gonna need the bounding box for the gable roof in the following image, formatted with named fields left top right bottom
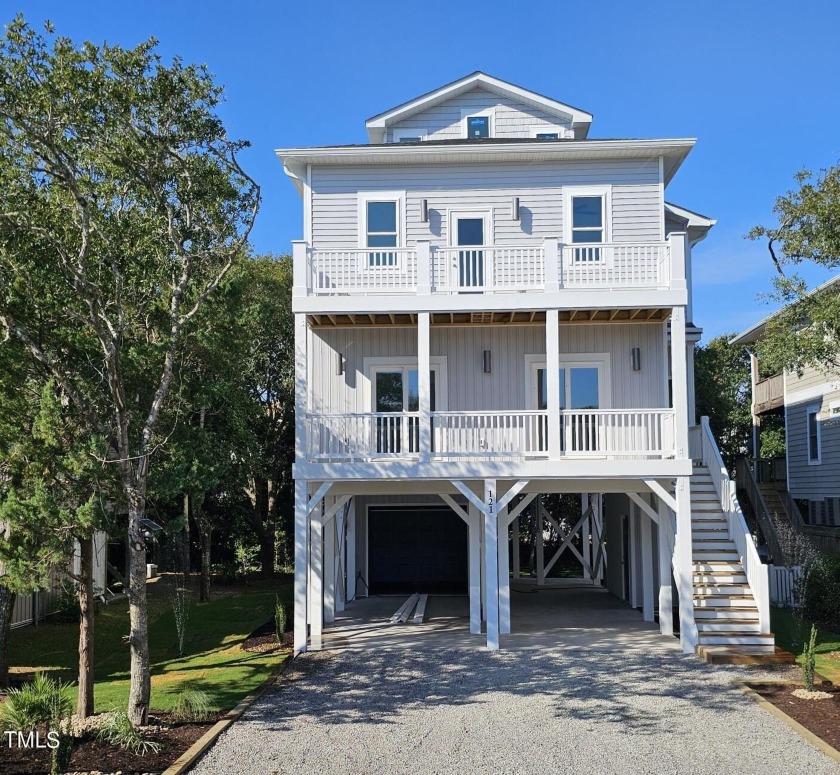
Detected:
left=730, top=274, right=840, bottom=346
left=664, top=202, right=716, bottom=247
left=365, top=72, right=593, bottom=143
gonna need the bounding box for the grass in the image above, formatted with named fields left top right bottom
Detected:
left=7, top=577, right=293, bottom=714
left=771, top=607, right=840, bottom=684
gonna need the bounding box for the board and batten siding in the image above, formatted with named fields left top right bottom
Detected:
left=385, top=88, right=573, bottom=142
left=785, top=374, right=840, bottom=499
left=310, top=159, right=662, bottom=250
left=309, top=322, right=666, bottom=415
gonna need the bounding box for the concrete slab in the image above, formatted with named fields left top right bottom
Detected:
left=323, top=579, right=680, bottom=652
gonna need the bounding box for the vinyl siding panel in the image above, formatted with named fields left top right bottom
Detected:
left=386, top=88, right=572, bottom=142
left=311, top=159, right=662, bottom=250
left=787, top=387, right=840, bottom=499
left=784, top=364, right=839, bottom=395
left=309, top=322, right=666, bottom=414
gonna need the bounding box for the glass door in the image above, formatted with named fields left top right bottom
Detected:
left=535, top=363, right=603, bottom=453
left=374, top=367, right=437, bottom=454
left=455, top=215, right=486, bottom=290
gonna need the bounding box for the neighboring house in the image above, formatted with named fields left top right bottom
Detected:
left=277, top=72, right=774, bottom=657
left=731, top=276, right=840, bottom=556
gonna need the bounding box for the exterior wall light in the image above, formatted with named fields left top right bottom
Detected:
left=631, top=347, right=642, bottom=372
left=513, top=197, right=520, bottom=221
left=483, top=350, right=492, bottom=374
left=336, top=352, right=345, bottom=376
left=421, top=199, right=429, bottom=223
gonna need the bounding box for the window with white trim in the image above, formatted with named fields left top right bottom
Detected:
left=563, top=186, right=611, bottom=263
left=359, top=193, right=403, bottom=267
left=807, top=404, right=821, bottom=464
left=462, top=107, right=494, bottom=139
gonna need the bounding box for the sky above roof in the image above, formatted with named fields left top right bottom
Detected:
left=12, top=0, right=840, bottom=340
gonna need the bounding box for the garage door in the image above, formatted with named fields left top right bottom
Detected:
left=368, top=506, right=468, bottom=594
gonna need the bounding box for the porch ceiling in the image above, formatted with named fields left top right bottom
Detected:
left=309, top=308, right=672, bottom=327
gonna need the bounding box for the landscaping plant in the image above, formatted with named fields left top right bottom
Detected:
left=171, top=685, right=212, bottom=722
left=97, top=709, right=161, bottom=755
left=275, top=596, right=287, bottom=642
left=803, top=623, right=818, bottom=692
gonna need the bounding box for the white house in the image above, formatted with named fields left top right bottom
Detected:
left=732, top=275, right=840, bottom=556
left=278, top=72, right=774, bottom=658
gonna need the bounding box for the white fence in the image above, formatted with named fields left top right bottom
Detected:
left=768, top=565, right=802, bottom=607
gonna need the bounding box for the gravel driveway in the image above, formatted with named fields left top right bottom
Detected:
left=191, top=648, right=839, bottom=775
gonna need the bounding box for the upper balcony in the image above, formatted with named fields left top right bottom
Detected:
left=292, top=233, right=688, bottom=314
left=754, top=373, right=784, bottom=414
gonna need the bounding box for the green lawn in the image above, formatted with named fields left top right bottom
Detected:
left=771, top=607, right=840, bottom=684
left=7, top=578, right=293, bottom=713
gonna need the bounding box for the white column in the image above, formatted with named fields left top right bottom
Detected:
left=640, top=504, right=655, bottom=622
left=594, top=494, right=604, bottom=585
left=324, top=501, right=336, bottom=624
left=686, top=341, right=697, bottom=428
left=479, top=510, right=487, bottom=622
left=546, top=309, right=561, bottom=460
left=418, top=312, right=431, bottom=462
left=536, top=496, right=545, bottom=586
left=498, top=505, right=511, bottom=635
left=309, top=515, right=323, bottom=650
left=657, top=498, right=674, bottom=636
left=292, top=240, right=308, bottom=297
left=335, top=505, right=345, bottom=613
left=675, top=476, right=698, bottom=653
left=581, top=493, right=591, bottom=579
left=484, top=479, right=500, bottom=650
left=512, top=516, right=521, bottom=580
left=416, top=239, right=431, bottom=295
left=346, top=498, right=356, bottom=602
left=468, top=503, right=481, bottom=634
left=293, top=478, right=308, bottom=655
left=628, top=511, right=640, bottom=608
left=544, top=237, right=560, bottom=293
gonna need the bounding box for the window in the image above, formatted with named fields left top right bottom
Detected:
left=807, top=405, right=821, bottom=464
left=358, top=192, right=403, bottom=267
left=393, top=130, right=425, bottom=143
left=564, top=186, right=610, bottom=263
left=466, top=115, right=489, bottom=138
left=535, top=132, right=559, bottom=139
left=398, top=136, right=422, bottom=143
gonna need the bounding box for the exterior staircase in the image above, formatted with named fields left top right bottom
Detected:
left=690, top=465, right=776, bottom=656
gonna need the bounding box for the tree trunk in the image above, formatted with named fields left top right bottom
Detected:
left=77, top=534, right=95, bottom=719
left=198, top=518, right=212, bottom=604
left=127, top=490, right=151, bottom=727
left=181, top=494, right=191, bottom=577
left=0, top=585, right=16, bottom=688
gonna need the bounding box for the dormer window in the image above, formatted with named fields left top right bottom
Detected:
left=466, top=116, right=490, bottom=139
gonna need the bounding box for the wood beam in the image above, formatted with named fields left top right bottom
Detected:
left=440, top=493, right=470, bottom=524
left=627, top=491, right=660, bottom=525
left=451, top=480, right=485, bottom=515
left=307, top=482, right=333, bottom=516
left=644, top=479, right=676, bottom=512
left=506, top=492, right=537, bottom=526
left=497, top=479, right=529, bottom=512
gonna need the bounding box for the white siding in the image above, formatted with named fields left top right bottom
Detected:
left=386, top=88, right=572, bottom=142
left=311, top=159, right=662, bottom=250
left=309, top=322, right=666, bottom=414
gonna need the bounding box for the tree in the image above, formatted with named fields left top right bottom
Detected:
left=749, top=164, right=840, bottom=376
left=694, top=334, right=752, bottom=469
left=0, top=19, right=259, bottom=725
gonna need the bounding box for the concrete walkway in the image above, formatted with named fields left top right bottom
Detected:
left=192, top=648, right=839, bottom=774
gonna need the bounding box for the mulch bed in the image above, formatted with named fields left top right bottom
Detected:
left=0, top=712, right=219, bottom=775
left=751, top=683, right=840, bottom=752
left=241, top=619, right=291, bottom=653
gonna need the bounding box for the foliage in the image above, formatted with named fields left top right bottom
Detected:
left=98, top=709, right=161, bottom=755
left=748, top=165, right=840, bottom=376
left=802, top=623, right=819, bottom=692
left=759, top=415, right=786, bottom=457
left=171, top=685, right=212, bottom=722
left=275, top=596, right=287, bottom=640
left=0, top=16, right=259, bottom=725
left=771, top=608, right=840, bottom=685
left=803, top=553, right=840, bottom=633
left=694, top=335, right=752, bottom=468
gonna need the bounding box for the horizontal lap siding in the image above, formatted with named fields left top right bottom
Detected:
left=310, top=322, right=666, bottom=414
left=787, top=390, right=840, bottom=499
left=386, top=88, right=572, bottom=141
left=311, top=159, right=661, bottom=249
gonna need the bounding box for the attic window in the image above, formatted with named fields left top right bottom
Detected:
left=466, top=116, right=490, bottom=139
left=535, top=132, right=559, bottom=139
left=398, top=136, right=422, bottom=143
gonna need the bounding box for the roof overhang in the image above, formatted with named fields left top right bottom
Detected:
left=365, top=72, right=593, bottom=142
left=665, top=202, right=716, bottom=247
left=277, top=138, right=696, bottom=195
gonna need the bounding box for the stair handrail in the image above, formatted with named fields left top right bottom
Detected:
left=734, top=458, right=785, bottom=564
left=698, top=417, right=771, bottom=635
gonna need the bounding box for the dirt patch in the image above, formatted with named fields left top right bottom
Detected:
left=0, top=713, right=218, bottom=775
left=241, top=619, right=291, bottom=653
left=752, top=683, right=840, bottom=752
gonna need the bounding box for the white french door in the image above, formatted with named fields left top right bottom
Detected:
left=371, top=365, right=439, bottom=454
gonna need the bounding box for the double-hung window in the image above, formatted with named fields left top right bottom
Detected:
left=361, top=194, right=401, bottom=267
left=806, top=405, right=821, bottom=464
left=564, top=186, right=610, bottom=264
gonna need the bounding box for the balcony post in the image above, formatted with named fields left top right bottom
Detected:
left=671, top=306, right=689, bottom=460
left=544, top=237, right=560, bottom=292
left=417, top=240, right=431, bottom=295
left=546, top=309, right=561, bottom=460
left=418, top=312, right=431, bottom=462
left=484, top=479, right=500, bottom=651
left=292, top=240, right=308, bottom=297
left=668, top=231, right=688, bottom=304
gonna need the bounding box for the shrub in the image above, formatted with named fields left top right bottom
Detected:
left=97, top=709, right=161, bottom=755
left=275, top=596, right=287, bottom=641
left=802, top=623, right=818, bottom=691
left=803, top=552, right=840, bottom=632
left=171, top=685, right=212, bottom=722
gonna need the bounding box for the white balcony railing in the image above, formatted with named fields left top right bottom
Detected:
left=305, top=409, right=675, bottom=462
left=299, top=238, right=679, bottom=297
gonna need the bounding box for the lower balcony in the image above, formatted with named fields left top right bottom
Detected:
left=305, top=409, right=676, bottom=463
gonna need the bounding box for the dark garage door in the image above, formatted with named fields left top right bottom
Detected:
left=368, top=506, right=468, bottom=594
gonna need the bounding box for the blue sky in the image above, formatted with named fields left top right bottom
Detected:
left=13, top=1, right=840, bottom=339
